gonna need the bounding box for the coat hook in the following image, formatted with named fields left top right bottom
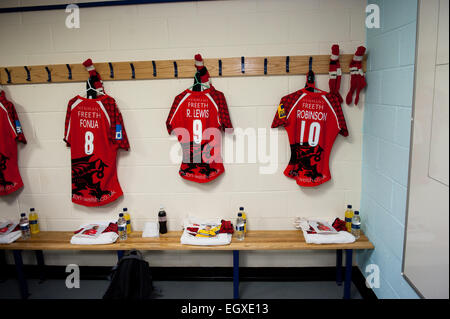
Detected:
left=264, top=58, right=268, bottom=75
left=5, top=68, right=12, bottom=84
left=108, top=62, right=114, bottom=79
left=152, top=60, right=157, bottom=77
left=286, top=56, right=290, bottom=73
left=307, top=57, right=315, bottom=84
left=241, top=56, right=245, bottom=74
left=24, top=66, right=31, bottom=81
left=218, top=59, right=222, bottom=76
left=173, top=61, right=178, bottom=78
left=66, top=64, right=72, bottom=80
left=130, top=63, right=135, bottom=79
left=45, top=66, right=51, bottom=82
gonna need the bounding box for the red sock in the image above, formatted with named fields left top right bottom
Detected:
left=329, top=44, right=343, bottom=103
left=346, top=46, right=366, bottom=106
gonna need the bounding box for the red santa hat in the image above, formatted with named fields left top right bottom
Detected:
left=194, top=54, right=211, bottom=87
left=82, top=58, right=105, bottom=93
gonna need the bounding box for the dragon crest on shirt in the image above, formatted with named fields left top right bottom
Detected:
left=71, top=154, right=111, bottom=201
left=288, top=144, right=324, bottom=181
left=179, top=142, right=218, bottom=178
left=0, top=153, right=13, bottom=188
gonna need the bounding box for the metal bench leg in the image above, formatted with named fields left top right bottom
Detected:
left=336, top=249, right=343, bottom=286
left=0, top=250, right=7, bottom=282
left=13, top=250, right=29, bottom=299
left=343, top=249, right=353, bottom=299
left=117, top=250, right=125, bottom=261
left=35, top=250, right=46, bottom=283
left=233, top=250, right=239, bottom=299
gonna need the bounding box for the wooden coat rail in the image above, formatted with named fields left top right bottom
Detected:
left=0, top=54, right=366, bottom=85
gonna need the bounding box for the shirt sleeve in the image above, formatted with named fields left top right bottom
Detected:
left=63, top=97, right=78, bottom=146
left=271, top=96, right=290, bottom=128
left=326, top=93, right=349, bottom=137
left=108, top=100, right=130, bottom=151
left=6, top=100, right=26, bottom=144
left=213, top=91, right=233, bottom=131
left=166, top=91, right=188, bottom=135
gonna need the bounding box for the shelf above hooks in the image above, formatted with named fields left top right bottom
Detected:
left=0, top=54, right=366, bottom=85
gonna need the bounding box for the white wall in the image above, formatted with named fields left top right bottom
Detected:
left=0, top=0, right=366, bottom=267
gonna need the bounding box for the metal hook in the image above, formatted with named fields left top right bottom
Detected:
left=130, top=63, right=135, bottom=79
left=218, top=59, right=222, bottom=76
left=45, top=66, right=51, bottom=82
left=241, top=56, right=245, bottom=74
left=173, top=61, right=178, bottom=78
left=108, top=62, right=114, bottom=79
left=264, top=58, right=268, bottom=75
left=5, top=68, right=12, bottom=84
left=152, top=60, right=157, bottom=77
left=66, top=64, right=72, bottom=80
left=286, top=56, right=290, bottom=73
left=24, top=66, right=31, bottom=81
left=307, top=57, right=315, bottom=85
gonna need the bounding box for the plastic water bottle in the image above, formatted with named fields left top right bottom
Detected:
left=158, top=206, right=167, bottom=234
left=351, top=210, right=361, bottom=239
left=19, top=213, right=31, bottom=240
left=235, top=212, right=245, bottom=241
left=118, top=213, right=127, bottom=241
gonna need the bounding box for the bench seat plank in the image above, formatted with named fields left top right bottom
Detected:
left=0, top=230, right=374, bottom=251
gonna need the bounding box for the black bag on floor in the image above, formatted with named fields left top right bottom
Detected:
left=103, top=250, right=153, bottom=299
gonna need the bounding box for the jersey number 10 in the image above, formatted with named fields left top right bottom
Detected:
left=299, top=121, right=321, bottom=147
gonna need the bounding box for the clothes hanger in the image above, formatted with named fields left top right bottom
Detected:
left=304, top=57, right=327, bottom=94
left=188, top=71, right=210, bottom=92
left=85, top=78, right=105, bottom=99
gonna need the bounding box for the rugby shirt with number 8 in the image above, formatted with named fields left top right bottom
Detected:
left=64, top=94, right=129, bottom=206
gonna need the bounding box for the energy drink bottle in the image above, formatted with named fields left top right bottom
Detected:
left=123, top=208, right=131, bottom=234
left=344, top=205, right=354, bottom=232
left=29, top=208, right=40, bottom=235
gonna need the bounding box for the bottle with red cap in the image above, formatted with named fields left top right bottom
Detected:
left=158, top=206, right=167, bottom=234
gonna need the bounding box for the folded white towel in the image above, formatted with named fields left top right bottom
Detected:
left=295, top=217, right=356, bottom=244
left=302, top=230, right=355, bottom=244
left=0, top=231, right=21, bottom=244
left=142, top=222, right=159, bottom=238
left=180, top=215, right=232, bottom=246
left=70, top=222, right=118, bottom=245
left=181, top=230, right=232, bottom=246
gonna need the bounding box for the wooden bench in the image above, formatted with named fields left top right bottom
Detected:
left=0, top=230, right=374, bottom=299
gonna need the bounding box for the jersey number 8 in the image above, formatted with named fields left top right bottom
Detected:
left=85, top=131, right=94, bottom=155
